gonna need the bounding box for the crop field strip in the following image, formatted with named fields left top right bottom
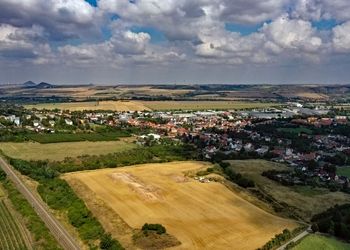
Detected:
left=0, top=140, right=137, bottom=161
left=0, top=199, right=31, bottom=250
left=25, top=100, right=280, bottom=112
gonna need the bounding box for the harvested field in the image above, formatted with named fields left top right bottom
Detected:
left=64, top=161, right=297, bottom=250
left=138, top=101, right=280, bottom=111
left=25, top=100, right=150, bottom=111
left=0, top=140, right=136, bottom=161
left=295, top=92, right=329, bottom=100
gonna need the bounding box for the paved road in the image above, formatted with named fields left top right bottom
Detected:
left=277, top=228, right=310, bottom=250
left=0, top=157, right=80, bottom=250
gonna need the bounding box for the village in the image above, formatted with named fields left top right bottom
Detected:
left=1, top=102, right=350, bottom=193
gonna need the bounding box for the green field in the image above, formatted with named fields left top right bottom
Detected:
left=293, top=235, right=350, bottom=250
left=226, top=160, right=350, bottom=220
left=0, top=199, right=32, bottom=249
left=0, top=140, right=137, bottom=161
left=337, top=167, right=350, bottom=178
left=26, top=132, right=130, bottom=143
left=140, top=100, right=280, bottom=111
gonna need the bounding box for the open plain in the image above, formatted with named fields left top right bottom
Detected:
left=64, top=161, right=297, bottom=250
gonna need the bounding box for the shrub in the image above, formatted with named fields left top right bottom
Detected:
left=142, top=223, right=166, bottom=235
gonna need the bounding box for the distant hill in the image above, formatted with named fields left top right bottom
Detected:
left=22, top=81, right=37, bottom=87
left=37, top=82, right=55, bottom=89
left=22, top=81, right=55, bottom=89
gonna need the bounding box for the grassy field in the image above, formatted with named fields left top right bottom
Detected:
left=25, top=100, right=280, bottom=111
left=64, top=161, right=297, bottom=250
left=139, top=100, right=280, bottom=111
left=25, top=100, right=151, bottom=111
left=26, top=131, right=131, bottom=143
left=337, top=167, right=350, bottom=178
left=226, top=160, right=350, bottom=220
left=293, top=235, right=350, bottom=250
left=0, top=140, right=136, bottom=161
left=0, top=198, right=32, bottom=250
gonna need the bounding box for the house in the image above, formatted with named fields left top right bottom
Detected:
left=256, top=146, right=269, bottom=155
left=14, top=117, right=20, bottom=126
left=139, top=133, right=161, bottom=141
left=65, top=119, right=73, bottom=126
left=33, top=120, right=40, bottom=127
left=244, top=143, right=254, bottom=152
left=49, top=120, right=56, bottom=127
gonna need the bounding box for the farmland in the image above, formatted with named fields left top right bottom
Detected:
left=0, top=184, right=32, bottom=250
left=226, top=160, right=350, bottom=220
left=136, top=100, right=280, bottom=111
left=26, top=131, right=131, bottom=143
left=25, top=100, right=280, bottom=111
left=293, top=235, right=350, bottom=250
left=0, top=140, right=136, bottom=161
left=25, top=100, right=150, bottom=111
left=64, top=161, right=297, bottom=250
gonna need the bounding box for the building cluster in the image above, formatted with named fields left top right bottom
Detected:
left=1, top=103, right=350, bottom=190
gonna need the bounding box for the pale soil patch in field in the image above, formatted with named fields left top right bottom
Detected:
left=296, top=92, right=329, bottom=100
left=25, top=100, right=150, bottom=111
left=138, top=101, right=280, bottom=111
left=0, top=141, right=136, bottom=161
left=64, top=161, right=297, bottom=250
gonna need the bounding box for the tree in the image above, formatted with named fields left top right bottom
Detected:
left=100, top=233, right=123, bottom=249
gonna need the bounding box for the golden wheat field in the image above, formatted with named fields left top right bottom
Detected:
left=25, top=100, right=279, bottom=111
left=25, top=100, right=151, bottom=111
left=64, top=161, right=297, bottom=250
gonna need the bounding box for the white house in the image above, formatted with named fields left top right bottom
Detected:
left=65, top=119, right=73, bottom=126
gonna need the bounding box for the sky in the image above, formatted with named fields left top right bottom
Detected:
left=1, top=0, right=350, bottom=85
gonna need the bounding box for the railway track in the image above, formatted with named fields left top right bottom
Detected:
left=0, top=157, right=80, bottom=250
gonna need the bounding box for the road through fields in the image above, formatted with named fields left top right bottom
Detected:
left=0, top=157, right=80, bottom=250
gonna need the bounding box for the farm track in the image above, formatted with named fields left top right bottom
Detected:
left=0, top=156, right=80, bottom=250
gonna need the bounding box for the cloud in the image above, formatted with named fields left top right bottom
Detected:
left=1, top=0, right=350, bottom=84
left=218, top=0, right=288, bottom=24
left=332, top=21, right=350, bottom=52
left=292, top=0, right=350, bottom=21
left=109, top=29, right=151, bottom=55
left=0, top=24, right=45, bottom=60
left=0, top=0, right=97, bottom=40
left=261, top=15, right=322, bottom=53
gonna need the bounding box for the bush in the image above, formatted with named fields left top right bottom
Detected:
left=311, top=204, right=350, bottom=242
left=142, top=223, right=166, bottom=235
left=224, top=167, right=255, bottom=188
left=100, top=233, right=124, bottom=250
